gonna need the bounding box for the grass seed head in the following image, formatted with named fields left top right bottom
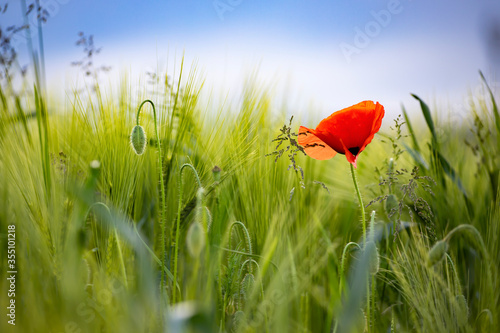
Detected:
left=455, top=295, right=469, bottom=326
left=385, top=194, right=398, bottom=221
left=130, top=125, right=147, bottom=155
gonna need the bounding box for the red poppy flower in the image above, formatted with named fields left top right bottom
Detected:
left=298, top=101, right=385, bottom=167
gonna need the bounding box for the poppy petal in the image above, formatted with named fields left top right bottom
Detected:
left=358, top=102, right=385, bottom=154
left=340, top=139, right=357, bottom=167
left=298, top=126, right=336, bottom=160
left=298, top=101, right=385, bottom=165
left=315, top=101, right=384, bottom=156
left=315, top=101, right=384, bottom=154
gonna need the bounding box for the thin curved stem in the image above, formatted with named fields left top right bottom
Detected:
left=350, top=164, right=366, bottom=243
left=172, top=172, right=184, bottom=304
left=229, top=221, right=253, bottom=256
left=443, top=224, right=493, bottom=295
left=445, top=254, right=461, bottom=295
left=172, top=163, right=203, bottom=303
left=339, top=241, right=361, bottom=294
left=136, top=100, right=167, bottom=291
left=213, top=246, right=280, bottom=272
left=239, top=259, right=260, bottom=278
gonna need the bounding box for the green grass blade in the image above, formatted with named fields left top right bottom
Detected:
left=402, top=104, right=420, bottom=151
left=14, top=96, right=33, bottom=145
left=479, top=70, right=500, bottom=134
left=411, top=93, right=438, bottom=148
left=34, top=85, right=51, bottom=196
left=402, top=142, right=428, bottom=169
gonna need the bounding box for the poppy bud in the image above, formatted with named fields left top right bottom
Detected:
left=196, top=187, right=206, bottom=224
left=196, top=187, right=206, bottom=203
left=186, top=222, right=205, bottom=258
left=212, top=165, right=221, bottom=182
left=368, top=211, right=376, bottom=242
left=240, top=273, right=255, bottom=302
left=130, top=125, right=147, bottom=155
left=233, top=310, right=247, bottom=331
left=427, top=240, right=448, bottom=266
left=365, top=241, right=380, bottom=276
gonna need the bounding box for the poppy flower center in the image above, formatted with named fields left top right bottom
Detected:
left=348, top=147, right=360, bottom=156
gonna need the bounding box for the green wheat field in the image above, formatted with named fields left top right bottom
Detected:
left=1, top=56, right=499, bottom=332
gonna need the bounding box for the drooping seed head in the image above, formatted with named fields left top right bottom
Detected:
left=427, top=240, right=448, bottom=267
left=130, top=125, right=147, bottom=155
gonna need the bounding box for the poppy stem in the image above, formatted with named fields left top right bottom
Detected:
left=350, top=164, right=366, bottom=244
left=136, top=100, right=168, bottom=293
left=350, top=164, right=370, bottom=331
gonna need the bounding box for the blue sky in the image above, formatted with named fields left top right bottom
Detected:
left=4, top=0, right=500, bottom=120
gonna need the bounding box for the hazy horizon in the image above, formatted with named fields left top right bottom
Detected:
left=3, top=0, right=500, bottom=121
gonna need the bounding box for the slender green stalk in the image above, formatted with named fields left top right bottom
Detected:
left=339, top=241, right=361, bottom=294
left=445, top=254, right=461, bottom=295
left=114, top=229, right=128, bottom=288
left=135, top=100, right=167, bottom=290
left=229, top=221, right=253, bottom=256
left=20, top=0, right=41, bottom=89
left=33, top=85, right=52, bottom=200
left=85, top=202, right=128, bottom=288
left=333, top=240, right=362, bottom=333
left=35, top=0, right=46, bottom=91
left=213, top=246, right=279, bottom=272
left=371, top=275, right=376, bottom=332
left=334, top=168, right=370, bottom=333
left=350, top=164, right=371, bottom=332
left=172, top=163, right=202, bottom=303
left=350, top=164, right=366, bottom=243
left=367, top=278, right=371, bottom=333
left=239, top=258, right=260, bottom=277
left=442, top=224, right=494, bottom=293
